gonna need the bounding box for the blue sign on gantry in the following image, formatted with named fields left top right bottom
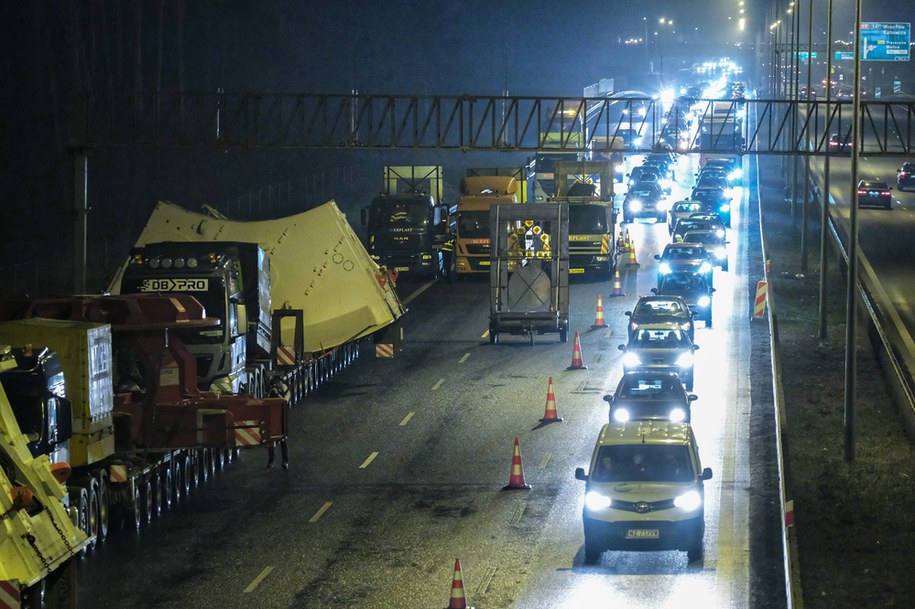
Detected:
left=861, top=22, right=910, bottom=61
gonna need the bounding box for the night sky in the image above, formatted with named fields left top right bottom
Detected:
left=0, top=1, right=910, bottom=293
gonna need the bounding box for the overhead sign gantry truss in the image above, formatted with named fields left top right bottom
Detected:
left=73, top=91, right=915, bottom=157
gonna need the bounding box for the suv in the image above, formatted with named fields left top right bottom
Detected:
left=654, top=243, right=714, bottom=288
left=623, top=181, right=666, bottom=223
left=681, top=229, right=729, bottom=271
left=575, top=421, right=713, bottom=564
left=655, top=273, right=715, bottom=327
left=703, top=158, right=742, bottom=185
left=668, top=200, right=713, bottom=234
left=626, top=295, right=695, bottom=341
left=690, top=186, right=732, bottom=227
left=618, top=324, right=698, bottom=390
left=897, top=162, right=915, bottom=191
left=605, top=371, right=698, bottom=424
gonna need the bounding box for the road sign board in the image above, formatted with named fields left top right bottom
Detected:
left=834, top=51, right=854, bottom=61
left=861, top=22, right=910, bottom=61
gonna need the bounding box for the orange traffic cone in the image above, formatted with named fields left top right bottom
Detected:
left=609, top=270, right=624, bottom=297
left=592, top=294, right=607, bottom=327
left=624, top=229, right=631, bottom=251
left=616, top=232, right=625, bottom=251
left=503, top=437, right=532, bottom=490
left=627, top=240, right=639, bottom=267
left=445, top=558, right=474, bottom=609
left=540, top=376, right=563, bottom=423
left=567, top=331, right=588, bottom=370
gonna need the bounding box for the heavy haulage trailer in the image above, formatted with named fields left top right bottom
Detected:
left=108, top=200, right=407, bottom=405
left=0, top=293, right=288, bottom=565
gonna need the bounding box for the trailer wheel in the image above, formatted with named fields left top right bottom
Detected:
left=152, top=474, right=163, bottom=520
left=140, top=479, right=154, bottom=526
left=198, top=449, right=210, bottom=485
left=67, top=487, right=91, bottom=553
left=215, top=448, right=226, bottom=471
left=182, top=458, right=192, bottom=495
left=189, top=452, right=201, bottom=489
left=172, top=461, right=184, bottom=505
left=161, top=467, right=173, bottom=511
left=208, top=449, right=218, bottom=478
left=94, top=470, right=110, bottom=542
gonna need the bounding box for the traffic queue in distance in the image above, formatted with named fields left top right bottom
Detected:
left=576, top=149, right=741, bottom=567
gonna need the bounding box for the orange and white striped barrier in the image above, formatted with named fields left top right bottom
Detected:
left=446, top=558, right=474, bottom=609
left=609, top=270, right=624, bottom=297
left=567, top=331, right=588, bottom=370
left=754, top=280, right=768, bottom=318
left=592, top=294, right=607, bottom=327
left=540, top=376, right=563, bottom=423
left=234, top=420, right=262, bottom=447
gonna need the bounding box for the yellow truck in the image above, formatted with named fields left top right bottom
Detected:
left=0, top=344, right=89, bottom=608
left=453, top=176, right=520, bottom=277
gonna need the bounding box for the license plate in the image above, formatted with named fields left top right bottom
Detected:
left=479, top=261, right=490, bottom=266
left=868, top=191, right=878, bottom=196
left=396, top=266, right=410, bottom=271
left=626, top=529, right=660, bottom=539
left=569, top=268, right=585, bottom=274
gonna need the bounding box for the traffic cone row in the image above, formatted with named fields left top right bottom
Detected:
left=592, top=294, right=607, bottom=327
left=627, top=240, right=639, bottom=266
left=446, top=558, right=474, bottom=609
left=567, top=331, right=588, bottom=370
left=504, top=436, right=532, bottom=490
left=609, top=270, right=624, bottom=297
left=540, top=376, right=563, bottom=423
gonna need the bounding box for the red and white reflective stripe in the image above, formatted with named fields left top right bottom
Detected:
left=0, top=580, right=21, bottom=609
left=109, top=464, right=129, bottom=484
left=276, top=345, right=295, bottom=366
left=375, top=344, right=394, bottom=359
left=234, top=421, right=262, bottom=447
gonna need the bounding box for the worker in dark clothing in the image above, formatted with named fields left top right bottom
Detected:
left=439, top=236, right=454, bottom=281
left=266, top=376, right=289, bottom=469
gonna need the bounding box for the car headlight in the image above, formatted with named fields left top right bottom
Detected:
left=612, top=408, right=631, bottom=423
left=674, top=490, right=702, bottom=512
left=585, top=490, right=613, bottom=510
left=659, top=262, right=672, bottom=275
left=679, top=322, right=692, bottom=331
left=719, top=203, right=731, bottom=213
left=622, top=352, right=642, bottom=367
left=676, top=352, right=694, bottom=367
left=629, top=199, right=642, bottom=211
left=728, top=168, right=743, bottom=180
left=716, top=229, right=725, bottom=237
left=669, top=407, right=687, bottom=422
left=698, top=295, right=711, bottom=307
left=714, top=247, right=726, bottom=259
left=699, top=262, right=712, bottom=274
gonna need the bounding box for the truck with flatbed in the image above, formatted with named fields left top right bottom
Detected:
left=107, top=200, right=407, bottom=404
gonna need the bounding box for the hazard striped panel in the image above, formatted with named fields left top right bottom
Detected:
left=754, top=280, right=768, bottom=318
left=376, top=344, right=394, bottom=359
left=0, top=580, right=21, bottom=609
left=600, top=234, right=609, bottom=254
left=276, top=345, right=296, bottom=366
left=109, top=464, right=129, bottom=484
left=234, top=420, right=262, bottom=447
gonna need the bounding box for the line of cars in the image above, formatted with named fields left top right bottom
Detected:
left=575, top=154, right=736, bottom=567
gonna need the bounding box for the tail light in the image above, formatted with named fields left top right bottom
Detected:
left=881, top=191, right=891, bottom=196
left=857, top=189, right=867, bottom=196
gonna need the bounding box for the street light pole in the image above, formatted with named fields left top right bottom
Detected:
left=818, top=0, right=834, bottom=339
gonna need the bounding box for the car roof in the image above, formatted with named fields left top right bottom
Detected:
left=597, top=421, right=693, bottom=446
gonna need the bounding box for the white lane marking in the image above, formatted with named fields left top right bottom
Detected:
left=243, top=566, right=275, bottom=593
left=399, top=412, right=415, bottom=426
left=402, top=280, right=436, bottom=305
left=359, top=451, right=380, bottom=469
left=432, top=379, right=445, bottom=391
left=538, top=452, right=552, bottom=470
left=459, top=353, right=471, bottom=364
left=308, top=501, right=333, bottom=523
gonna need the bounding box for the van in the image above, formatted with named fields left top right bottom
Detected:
left=574, top=421, right=713, bottom=564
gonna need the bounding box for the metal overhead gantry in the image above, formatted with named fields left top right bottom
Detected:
left=73, top=91, right=915, bottom=156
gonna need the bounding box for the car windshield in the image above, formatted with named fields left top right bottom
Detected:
left=665, top=246, right=706, bottom=260
left=674, top=202, right=705, bottom=214
left=617, top=376, right=683, bottom=399
left=683, top=232, right=719, bottom=246
left=634, top=299, right=685, bottom=316
left=370, top=200, right=429, bottom=228
left=592, top=444, right=695, bottom=483
left=631, top=328, right=688, bottom=348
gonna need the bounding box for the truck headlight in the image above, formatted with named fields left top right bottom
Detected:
left=719, top=203, right=731, bottom=213
left=629, top=199, right=642, bottom=212
left=612, top=408, right=631, bottom=423
left=713, top=247, right=726, bottom=259
left=728, top=168, right=743, bottom=181
left=699, top=262, right=712, bottom=274
left=585, top=490, right=613, bottom=510
left=669, top=407, right=687, bottom=422
left=698, top=295, right=711, bottom=307
left=674, top=490, right=702, bottom=512
left=676, top=352, right=694, bottom=367
left=716, top=229, right=725, bottom=237
left=659, top=262, right=672, bottom=275
left=622, top=352, right=642, bottom=367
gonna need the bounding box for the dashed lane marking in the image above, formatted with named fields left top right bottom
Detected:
left=538, top=452, right=552, bottom=470
left=399, top=412, right=415, bottom=426
left=459, top=353, right=471, bottom=364
left=308, top=501, right=333, bottom=523
left=432, top=379, right=445, bottom=391
left=243, top=566, right=275, bottom=593
left=359, top=451, right=380, bottom=469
